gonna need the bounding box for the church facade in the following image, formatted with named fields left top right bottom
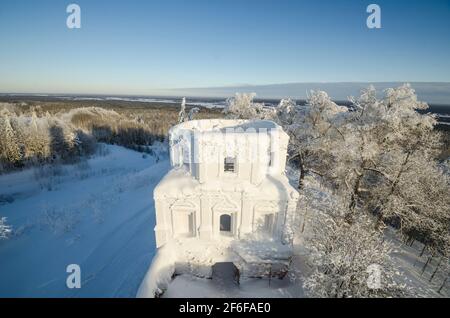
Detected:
left=153, top=119, right=299, bottom=248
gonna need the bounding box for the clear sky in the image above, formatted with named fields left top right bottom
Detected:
left=0, top=0, right=449, bottom=94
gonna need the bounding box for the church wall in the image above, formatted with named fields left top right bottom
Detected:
left=155, top=189, right=295, bottom=248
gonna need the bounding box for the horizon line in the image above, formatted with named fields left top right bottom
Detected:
left=2, top=81, right=450, bottom=97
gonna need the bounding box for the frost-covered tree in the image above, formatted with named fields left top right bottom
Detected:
left=280, top=85, right=449, bottom=297
left=48, top=120, right=79, bottom=162
left=280, top=85, right=449, bottom=243
left=275, top=98, right=296, bottom=127
left=187, top=107, right=200, bottom=121
left=275, top=91, right=349, bottom=188
left=177, top=98, right=200, bottom=123
left=24, top=110, right=51, bottom=163
left=303, top=211, right=411, bottom=298
left=224, top=93, right=274, bottom=120
left=0, top=217, right=12, bottom=240
left=178, top=97, right=187, bottom=124
left=290, top=176, right=415, bottom=298
left=0, top=114, right=23, bottom=168
left=340, top=85, right=449, bottom=247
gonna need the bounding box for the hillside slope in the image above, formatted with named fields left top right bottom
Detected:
left=0, top=144, right=167, bottom=297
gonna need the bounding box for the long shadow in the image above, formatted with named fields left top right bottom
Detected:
left=91, top=124, right=165, bottom=149
left=49, top=125, right=77, bottom=163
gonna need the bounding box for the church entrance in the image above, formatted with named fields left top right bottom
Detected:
left=212, top=262, right=240, bottom=286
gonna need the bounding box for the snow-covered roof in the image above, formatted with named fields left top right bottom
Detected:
left=169, top=119, right=285, bottom=134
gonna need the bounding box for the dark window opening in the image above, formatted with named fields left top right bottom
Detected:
left=220, top=214, right=231, bottom=232
left=224, top=157, right=235, bottom=173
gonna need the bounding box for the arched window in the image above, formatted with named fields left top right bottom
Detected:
left=220, top=214, right=231, bottom=232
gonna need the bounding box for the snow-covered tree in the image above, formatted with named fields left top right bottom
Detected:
left=178, top=97, right=186, bottom=124
left=0, top=114, right=23, bottom=168
left=275, top=98, right=296, bottom=127
left=302, top=210, right=411, bottom=298
left=23, top=110, right=51, bottom=163
left=281, top=85, right=448, bottom=242
left=289, top=175, right=416, bottom=298
left=341, top=85, right=449, bottom=246
left=48, top=120, right=78, bottom=162
left=280, top=85, right=449, bottom=297
left=177, top=99, right=200, bottom=123
left=0, top=217, right=12, bottom=240
left=187, top=107, right=200, bottom=121
left=275, top=91, right=349, bottom=188
left=224, top=93, right=274, bottom=120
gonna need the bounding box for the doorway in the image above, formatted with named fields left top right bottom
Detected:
left=212, top=262, right=240, bottom=286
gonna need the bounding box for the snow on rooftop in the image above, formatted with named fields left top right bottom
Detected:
left=170, top=119, right=283, bottom=134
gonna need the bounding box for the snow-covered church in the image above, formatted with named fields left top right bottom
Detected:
left=138, top=119, right=299, bottom=297
left=154, top=119, right=298, bottom=246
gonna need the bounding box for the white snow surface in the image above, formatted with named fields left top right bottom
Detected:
left=162, top=274, right=301, bottom=298
left=137, top=237, right=301, bottom=298
left=0, top=144, right=168, bottom=297
left=0, top=143, right=445, bottom=297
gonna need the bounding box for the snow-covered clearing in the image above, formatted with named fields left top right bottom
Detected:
left=0, top=144, right=168, bottom=297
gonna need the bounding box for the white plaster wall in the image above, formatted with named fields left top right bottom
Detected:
left=155, top=120, right=297, bottom=248
left=154, top=191, right=297, bottom=248
left=169, top=120, right=289, bottom=185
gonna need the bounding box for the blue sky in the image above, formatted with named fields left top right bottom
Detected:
left=0, top=0, right=449, bottom=94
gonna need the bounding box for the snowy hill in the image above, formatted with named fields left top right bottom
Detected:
left=0, top=144, right=168, bottom=297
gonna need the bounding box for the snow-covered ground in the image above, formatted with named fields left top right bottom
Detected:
left=388, top=231, right=449, bottom=297
left=162, top=275, right=301, bottom=298
left=0, top=144, right=168, bottom=297
left=0, top=144, right=446, bottom=297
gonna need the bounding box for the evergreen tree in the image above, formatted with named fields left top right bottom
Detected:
left=0, top=114, right=22, bottom=168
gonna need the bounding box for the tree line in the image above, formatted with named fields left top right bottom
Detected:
left=223, top=84, right=449, bottom=297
